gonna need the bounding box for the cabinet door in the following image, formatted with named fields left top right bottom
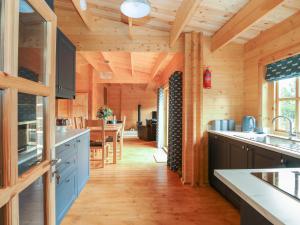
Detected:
left=56, top=29, right=76, bottom=99
left=209, top=135, right=230, bottom=171
left=282, top=154, right=300, bottom=168
left=240, top=201, right=272, bottom=225
left=76, top=132, right=90, bottom=194
left=251, top=146, right=282, bottom=168
left=45, top=0, right=54, bottom=9
left=56, top=171, right=77, bottom=225
left=229, top=140, right=248, bottom=169
left=209, top=134, right=230, bottom=182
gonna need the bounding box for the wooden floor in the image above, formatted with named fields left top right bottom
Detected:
left=62, top=139, right=240, bottom=225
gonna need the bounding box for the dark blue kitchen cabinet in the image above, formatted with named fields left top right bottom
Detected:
left=208, top=133, right=298, bottom=210
left=55, top=132, right=90, bottom=225
left=240, top=201, right=272, bottom=225
left=76, top=133, right=90, bottom=194
left=251, top=145, right=282, bottom=169
left=45, top=0, right=54, bottom=10
left=208, top=134, right=242, bottom=209
left=56, top=171, right=77, bottom=225
left=56, top=29, right=76, bottom=99
left=282, top=154, right=300, bottom=167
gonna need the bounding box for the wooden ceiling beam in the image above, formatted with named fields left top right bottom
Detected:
left=145, top=53, right=169, bottom=90
left=169, top=0, right=202, bottom=47
left=80, top=52, right=111, bottom=72
left=211, top=0, right=284, bottom=52
left=130, top=52, right=134, bottom=77
left=101, top=52, right=119, bottom=77
left=71, top=0, right=99, bottom=31
left=128, top=17, right=133, bottom=40
left=150, top=53, right=169, bottom=80
left=244, top=11, right=300, bottom=56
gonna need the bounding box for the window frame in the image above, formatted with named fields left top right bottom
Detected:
left=275, top=77, right=300, bottom=133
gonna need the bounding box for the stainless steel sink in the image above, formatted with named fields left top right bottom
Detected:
left=233, top=134, right=300, bottom=152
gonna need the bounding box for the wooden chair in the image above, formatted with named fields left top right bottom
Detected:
left=74, top=116, right=84, bottom=129
left=106, top=116, right=126, bottom=160
left=85, top=119, right=108, bottom=168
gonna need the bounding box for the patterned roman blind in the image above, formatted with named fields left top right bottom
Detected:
left=167, top=71, right=183, bottom=173
left=265, top=54, right=300, bottom=82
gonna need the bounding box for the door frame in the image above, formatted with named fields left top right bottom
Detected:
left=0, top=1, right=57, bottom=225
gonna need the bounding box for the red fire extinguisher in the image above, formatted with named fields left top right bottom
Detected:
left=203, top=67, right=212, bottom=89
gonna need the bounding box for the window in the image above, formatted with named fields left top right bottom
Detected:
left=275, top=77, right=299, bottom=132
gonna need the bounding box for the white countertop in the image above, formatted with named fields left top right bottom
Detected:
left=215, top=168, right=300, bottom=225
left=55, top=128, right=90, bottom=147
left=208, top=130, right=300, bottom=159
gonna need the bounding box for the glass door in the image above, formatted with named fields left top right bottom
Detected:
left=0, top=1, right=56, bottom=225
left=163, top=87, right=169, bottom=150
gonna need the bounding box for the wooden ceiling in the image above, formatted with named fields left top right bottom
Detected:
left=55, top=0, right=300, bottom=43
left=77, top=51, right=177, bottom=84
left=55, top=0, right=300, bottom=84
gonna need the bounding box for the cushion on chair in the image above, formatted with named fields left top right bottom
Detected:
left=106, top=137, right=120, bottom=142
left=90, top=140, right=103, bottom=147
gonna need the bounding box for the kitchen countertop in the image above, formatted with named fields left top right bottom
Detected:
left=215, top=168, right=300, bottom=225
left=55, top=128, right=90, bottom=147
left=208, top=130, right=300, bottom=159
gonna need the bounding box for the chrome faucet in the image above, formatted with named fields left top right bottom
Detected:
left=272, top=116, right=296, bottom=139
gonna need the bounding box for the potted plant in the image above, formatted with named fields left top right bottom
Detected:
left=96, top=106, right=113, bottom=121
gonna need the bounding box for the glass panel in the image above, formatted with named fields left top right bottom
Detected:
left=278, top=100, right=296, bottom=132
left=18, top=93, right=45, bottom=175
left=19, top=176, right=45, bottom=225
left=278, top=78, right=296, bottom=98
left=18, top=0, right=47, bottom=83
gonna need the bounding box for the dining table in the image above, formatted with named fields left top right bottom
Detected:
left=89, top=123, right=122, bottom=164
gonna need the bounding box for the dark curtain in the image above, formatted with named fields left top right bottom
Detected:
left=167, top=71, right=183, bottom=172
left=265, top=54, right=300, bottom=81
left=156, top=87, right=164, bottom=148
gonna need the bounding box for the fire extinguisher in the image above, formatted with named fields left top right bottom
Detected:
left=203, top=67, right=212, bottom=89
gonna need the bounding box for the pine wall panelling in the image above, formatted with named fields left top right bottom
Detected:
left=201, top=37, right=245, bottom=184
left=244, top=12, right=300, bottom=128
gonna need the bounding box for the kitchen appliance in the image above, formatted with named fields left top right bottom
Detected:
left=242, top=116, right=256, bottom=132
left=56, top=118, right=69, bottom=126
left=252, top=171, right=300, bottom=201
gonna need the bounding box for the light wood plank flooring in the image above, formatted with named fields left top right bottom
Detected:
left=62, top=139, right=240, bottom=225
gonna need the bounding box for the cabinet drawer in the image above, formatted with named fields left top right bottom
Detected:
left=56, top=140, right=76, bottom=163
left=56, top=153, right=77, bottom=176
left=56, top=171, right=77, bottom=225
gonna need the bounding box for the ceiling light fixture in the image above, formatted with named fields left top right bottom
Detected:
left=120, top=0, right=151, bottom=19
left=19, top=0, right=34, bottom=13
left=80, top=0, right=87, bottom=11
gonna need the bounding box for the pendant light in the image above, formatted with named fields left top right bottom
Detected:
left=120, top=0, right=151, bottom=19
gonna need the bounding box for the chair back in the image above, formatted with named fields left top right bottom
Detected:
left=120, top=116, right=126, bottom=138
left=85, top=119, right=106, bottom=143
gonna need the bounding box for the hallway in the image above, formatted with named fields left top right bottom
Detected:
left=62, top=139, right=240, bottom=225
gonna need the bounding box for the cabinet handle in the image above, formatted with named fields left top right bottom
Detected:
left=65, top=178, right=71, bottom=183
left=51, top=158, right=62, bottom=166
left=246, top=147, right=249, bottom=152
left=56, top=173, right=61, bottom=185
left=65, top=161, right=71, bottom=165
left=65, top=143, right=71, bottom=147
left=242, top=145, right=245, bottom=149
left=77, top=139, right=81, bottom=143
